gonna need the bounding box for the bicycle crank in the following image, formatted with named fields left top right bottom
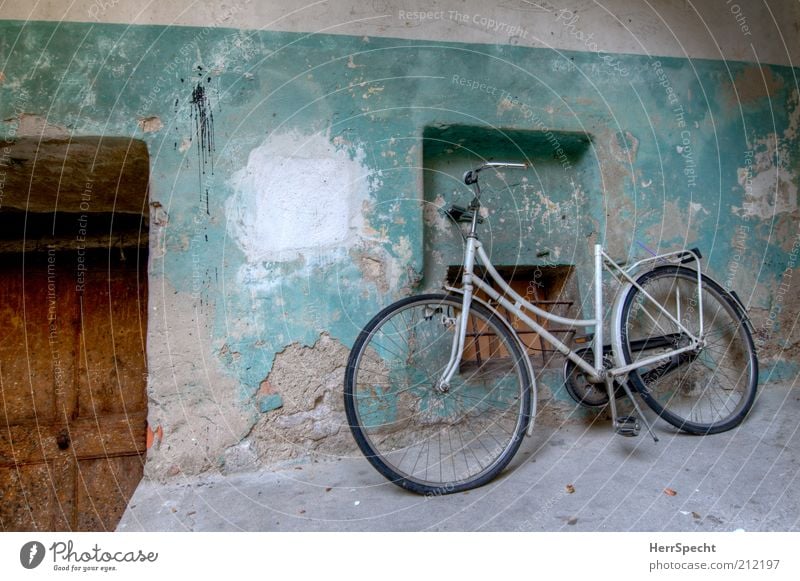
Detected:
left=563, top=346, right=623, bottom=407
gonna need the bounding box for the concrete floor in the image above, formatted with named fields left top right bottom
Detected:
left=118, top=382, right=800, bottom=532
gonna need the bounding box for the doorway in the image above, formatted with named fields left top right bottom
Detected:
left=0, top=137, right=149, bottom=531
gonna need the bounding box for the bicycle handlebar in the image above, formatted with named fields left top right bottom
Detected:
left=463, top=162, right=528, bottom=186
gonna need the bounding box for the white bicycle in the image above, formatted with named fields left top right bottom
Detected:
left=344, top=162, right=759, bottom=495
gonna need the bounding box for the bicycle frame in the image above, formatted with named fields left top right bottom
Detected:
left=342, top=160, right=760, bottom=496
left=439, top=170, right=705, bottom=440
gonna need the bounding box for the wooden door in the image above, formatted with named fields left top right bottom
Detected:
left=0, top=249, right=147, bottom=531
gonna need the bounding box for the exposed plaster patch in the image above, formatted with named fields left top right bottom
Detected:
left=354, top=251, right=389, bottom=293
left=144, top=279, right=255, bottom=481
left=394, top=235, right=413, bottom=264
left=150, top=201, right=168, bottom=226
left=734, top=134, right=798, bottom=219
left=149, top=201, right=169, bottom=260
left=610, top=130, right=639, bottom=163
left=387, top=236, right=413, bottom=290
left=221, top=440, right=258, bottom=473
left=533, top=190, right=562, bottom=224
left=773, top=214, right=800, bottom=253
left=138, top=115, right=163, bottom=133
left=246, top=333, right=356, bottom=466
left=595, top=130, right=636, bottom=258
left=235, top=248, right=334, bottom=296
left=226, top=130, right=373, bottom=263
left=4, top=113, right=68, bottom=138
left=646, top=199, right=688, bottom=243
left=513, top=185, right=586, bottom=230
left=743, top=168, right=797, bottom=218
left=497, top=97, right=514, bottom=115
left=362, top=85, right=384, bottom=98
left=351, top=233, right=413, bottom=296
left=423, top=193, right=450, bottom=232
left=689, top=202, right=708, bottom=217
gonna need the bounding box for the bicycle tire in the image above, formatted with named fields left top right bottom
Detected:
left=344, top=293, right=532, bottom=495
left=618, top=265, right=758, bottom=434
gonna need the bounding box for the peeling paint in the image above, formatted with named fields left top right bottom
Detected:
left=5, top=113, right=68, bottom=137
left=354, top=251, right=389, bottom=293
left=729, top=65, right=785, bottom=104
left=138, top=115, right=163, bottom=133
left=736, top=167, right=798, bottom=219
left=611, top=130, right=639, bottom=162
left=689, top=202, right=709, bottom=218
left=247, top=334, right=356, bottom=466
left=423, top=194, right=450, bottom=233
left=362, top=85, right=383, bottom=98
left=734, top=133, right=799, bottom=219
left=144, top=279, right=255, bottom=481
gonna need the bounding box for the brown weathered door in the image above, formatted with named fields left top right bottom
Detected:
left=0, top=248, right=147, bottom=531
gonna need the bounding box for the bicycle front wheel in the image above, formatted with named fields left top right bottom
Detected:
left=344, top=293, right=532, bottom=495
left=618, top=266, right=758, bottom=434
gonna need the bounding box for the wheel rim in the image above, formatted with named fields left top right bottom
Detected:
left=349, top=297, right=528, bottom=490
left=624, top=271, right=755, bottom=430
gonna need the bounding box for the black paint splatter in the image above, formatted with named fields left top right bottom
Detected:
left=190, top=79, right=215, bottom=185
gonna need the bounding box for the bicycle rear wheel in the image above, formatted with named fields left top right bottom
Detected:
left=618, top=266, right=758, bottom=434
left=344, top=293, right=532, bottom=495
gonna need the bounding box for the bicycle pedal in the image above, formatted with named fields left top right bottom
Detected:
left=615, top=416, right=640, bottom=437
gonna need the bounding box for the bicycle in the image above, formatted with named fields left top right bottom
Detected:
left=344, top=161, right=758, bottom=495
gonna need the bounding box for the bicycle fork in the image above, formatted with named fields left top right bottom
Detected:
left=437, top=237, right=478, bottom=392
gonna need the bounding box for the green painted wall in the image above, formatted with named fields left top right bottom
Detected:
left=1, top=21, right=798, bottom=448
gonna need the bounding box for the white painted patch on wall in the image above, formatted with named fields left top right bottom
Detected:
left=226, top=130, right=372, bottom=263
